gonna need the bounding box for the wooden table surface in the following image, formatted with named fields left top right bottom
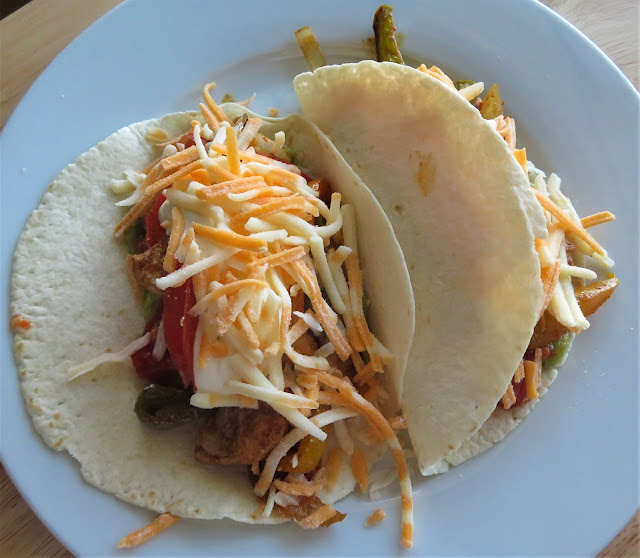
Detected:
left=1, top=1, right=638, bottom=556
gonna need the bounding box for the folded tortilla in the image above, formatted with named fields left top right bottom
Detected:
left=294, top=61, right=546, bottom=475
left=10, top=108, right=413, bottom=519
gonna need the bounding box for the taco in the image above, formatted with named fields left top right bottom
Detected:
left=10, top=87, right=417, bottom=546
left=293, top=49, right=617, bottom=475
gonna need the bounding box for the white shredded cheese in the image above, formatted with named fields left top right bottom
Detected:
left=293, top=310, right=323, bottom=333
left=156, top=248, right=237, bottom=290
left=200, top=123, right=214, bottom=141
left=152, top=320, right=166, bottom=361
left=67, top=333, right=151, bottom=380
left=560, top=264, right=597, bottom=280
left=193, top=124, right=208, bottom=160
left=314, top=342, right=336, bottom=359
left=458, top=81, right=484, bottom=101
left=226, top=380, right=318, bottom=409
left=309, top=235, right=347, bottom=314
left=273, top=492, right=300, bottom=508
left=237, top=117, right=263, bottom=151
left=272, top=131, right=286, bottom=154
left=333, top=420, right=354, bottom=456
left=262, top=485, right=277, bottom=518
left=162, top=144, right=178, bottom=158
left=190, top=392, right=258, bottom=409
left=255, top=407, right=359, bottom=497
left=113, top=170, right=147, bottom=207
left=248, top=230, right=289, bottom=242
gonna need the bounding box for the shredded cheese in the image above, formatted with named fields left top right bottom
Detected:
left=533, top=189, right=606, bottom=256
left=107, top=99, right=408, bottom=545
left=117, top=513, right=179, bottom=548
left=314, top=372, right=414, bottom=549
left=67, top=333, right=150, bottom=380
left=351, top=449, right=369, bottom=492
left=524, top=360, right=539, bottom=400
left=152, top=321, right=166, bottom=361
left=299, top=505, right=337, bottom=529
left=365, top=508, right=387, bottom=527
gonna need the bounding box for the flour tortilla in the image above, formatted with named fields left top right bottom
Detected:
left=294, top=61, right=546, bottom=475
left=222, top=103, right=415, bottom=411
left=10, top=108, right=412, bottom=521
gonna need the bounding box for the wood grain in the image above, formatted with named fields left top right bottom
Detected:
left=0, top=0, right=123, bottom=129
left=0, top=1, right=637, bottom=557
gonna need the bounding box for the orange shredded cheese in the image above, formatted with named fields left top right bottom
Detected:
left=142, top=161, right=164, bottom=187
left=237, top=311, right=260, bottom=349
left=365, top=508, right=386, bottom=527
left=211, top=340, right=230, bottom=357
left=252, top=246, right=305, bottom=269
left=344, top=316, right=366, bottom=354
left=417, top=64, right=456, bottom=89
left=315, top=372, right=413, bottom=549
left=290, top=260, right=352, bottom=361
left=196, top=176, right=266, bottom=201
left=514, top=360, right=525, bottom=383
left=114, top=160, right=202, bottom=237
left=298, top=505, right=337, bottom=529
left=117, top=513, right=179, bottom=548
left=524, top=360, right=539, bottom=400
left=497, top=116, right=517, bottom=150
left=296, top=372, right=318, bottom=390
left=203, top=159, right=239, bottom=183
left=581, top=211, right=615, bottom=229
left=202, top=83, right=232, bottom=124
left=184, top=168, right=212, bottom=186
left=179, top=228, right=195, bottom=251
left=225, top=126, right=241, bottom=176
left=533, top=189, right=605, bottom=255
left=513, top=147, right=527, bottom=173
left=230, top=197, right=310, bottom=232
left=192, top=222, right=267, bottom=252
left=206, top=279, right=268, bottom=302
left=501, top=383, right=517, bottom=409
left=539, top=259, right=562, bottom=318
left=351, top=449, right=369, bottom=492
left=273, top=479, right=323, bottom=496
left=163, top=207, right=185, bottom=273
left=141, top=156, right=163, bottom=176
left=161, top=145, right=198, bottom=172
left=199, top=102, right=220, bottom=132
left=345, top=254, right=383, bottom=372
left=210, top=144, right=301, bottom=180
left=353, top=361, right=375, bottom=386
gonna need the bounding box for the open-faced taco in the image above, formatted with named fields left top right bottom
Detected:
left=293, top=8, right=618, bottom=476
left=10, top=87, right=417, bottom=546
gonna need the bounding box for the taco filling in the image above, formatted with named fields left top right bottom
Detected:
left=62, top=85, right=416, bottom=546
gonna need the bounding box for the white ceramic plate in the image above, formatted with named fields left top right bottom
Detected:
left=1, top=1, right=638, bottom=556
